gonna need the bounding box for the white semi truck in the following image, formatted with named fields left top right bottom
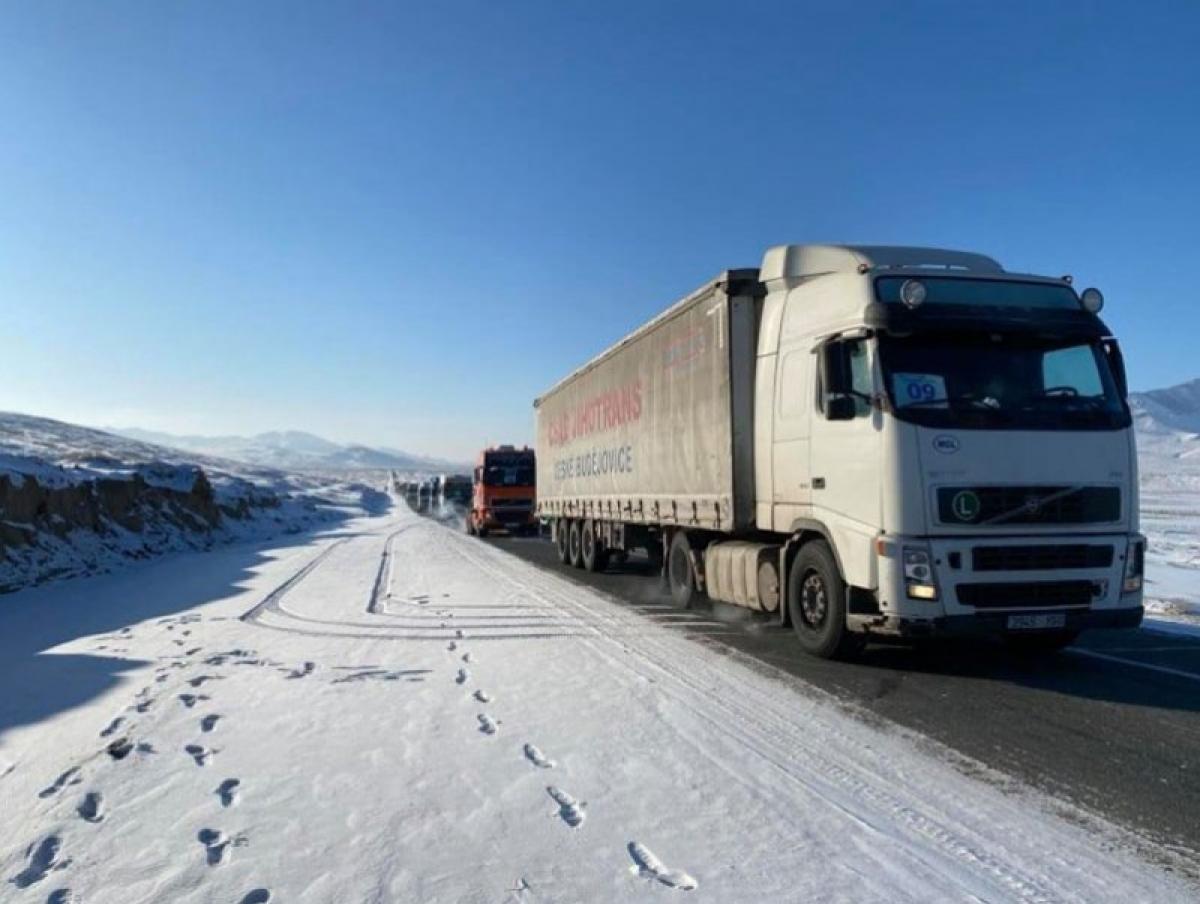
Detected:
left=534, top=245, right=1145, bottom=658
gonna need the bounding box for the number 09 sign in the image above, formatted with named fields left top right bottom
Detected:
left=892, top=373, right=947, bottom=408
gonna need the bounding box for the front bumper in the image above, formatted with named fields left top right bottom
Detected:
left=871, top=531, right=1145, bottom=636
left=850, top=605, right=1143, bottom=639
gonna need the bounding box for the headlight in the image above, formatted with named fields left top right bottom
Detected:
left=1122, top=538, right=1145, bottom=594
left=903, top=545, right=938, bottom=601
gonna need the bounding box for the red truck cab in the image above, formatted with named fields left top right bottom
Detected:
left=466, top=445, right=537, bottom=537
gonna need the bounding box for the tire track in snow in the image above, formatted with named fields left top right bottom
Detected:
left=449, top=529, right=1080, bottom=904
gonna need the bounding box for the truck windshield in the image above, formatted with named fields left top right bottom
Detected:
left=878, top=334, right=1129, bottom=430
left=482, top=456, right=535, bottom=486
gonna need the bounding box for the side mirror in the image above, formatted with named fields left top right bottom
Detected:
left=826, top=395, right=856, bottom=421
left=820, top=341, right=856, bottom=420
left=820, top=341, right=851, bottom=396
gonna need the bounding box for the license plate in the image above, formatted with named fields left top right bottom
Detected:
left=1007, top=613, right=1067, bottom=630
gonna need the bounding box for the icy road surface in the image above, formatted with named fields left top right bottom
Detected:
left=1, top=510, right=1194, bottom=903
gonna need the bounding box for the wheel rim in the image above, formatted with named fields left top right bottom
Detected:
left=799, top=572, right=827, bottom=628
left=569, top=525, right=581, bottom=562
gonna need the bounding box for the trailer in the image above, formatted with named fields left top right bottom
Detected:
left=535, top=245, right=1145, bottom=658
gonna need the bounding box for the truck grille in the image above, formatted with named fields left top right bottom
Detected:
left=956, top=580, right=1096, bottom=609
left=972, top=544, right=1114, bottom=572
left=937, top=486, right=1120, bottom=526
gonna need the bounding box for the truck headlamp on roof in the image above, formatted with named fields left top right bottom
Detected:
left=1080, top=287, right=1104, bottom=314
left=898, top=279, right=927, bottom=309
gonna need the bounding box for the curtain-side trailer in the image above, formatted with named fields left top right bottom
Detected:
left=534, top=244, right=1145, bottom=659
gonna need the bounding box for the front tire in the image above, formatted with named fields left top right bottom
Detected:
left=667, top=531, right=697, bottom=609
left=787, top=541, right=859, bottom=660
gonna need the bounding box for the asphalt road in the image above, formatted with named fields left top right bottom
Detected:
left=480, top=531, right=1200, bottom=864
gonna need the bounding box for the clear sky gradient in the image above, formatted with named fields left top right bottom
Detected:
left=3, top=1, right=1198, bottom=459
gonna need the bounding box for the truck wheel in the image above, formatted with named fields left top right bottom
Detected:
left=1004, top=630, right=1079, bottom=657
left=581, top=520, right=608, bottom=573
left=787, top=541, right=858, bottom=660
left=465, top=515, right=475, bottom=536
left=667, top=531, right=697, bottom=609
left=568, top=520, right=583, bottom=568
left=555, top=520, right=571, bottom=564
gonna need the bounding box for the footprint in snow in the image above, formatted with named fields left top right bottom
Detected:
left=197, top=828, right=231, bottom=866
left=477, top=714, right=498, bottom=735
left=455, top=668, right=470, bottom=685
left=179, top=694, right=210, bottom=709
left=99, top=716, right=125, bottom=738
left=188, top=675, right=224, bottom=688
left=473, top=689, right=491, bottom=703
left=447, top=641, right=457, bottom=652
left=12, top=834, right=67, bottom=888
left=523, top=744, right=555, bottom=769
left=39, top=767, right=82, bottom=799
left=47, top=889, right=77, bottom=904
left=106, top=738, right=134, bottom=760
left=627, top=842, right=698, bottom=890
left=546, top=786, right=585, bottom=828
left=201, top=714, right=222, bottom=733
left=461, top=652, right=472, bottom=664
left=77, top=791, right=105, bottom=823
left=239, top=890, right=272, bottom=904
left=185, top=745, right=215, bottom=767
left=286, top=661, right=315, bottom=679
left=217, top=778, right=241, bottom=807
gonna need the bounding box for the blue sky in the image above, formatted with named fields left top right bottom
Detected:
left=2, top=1, right=1198, bottom=459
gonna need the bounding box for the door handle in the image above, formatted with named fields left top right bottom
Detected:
left=813, top=477, right=826, bottom=489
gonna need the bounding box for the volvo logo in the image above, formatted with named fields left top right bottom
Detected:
left=951, top=490, right=981, bottom=522
left=933, top=435, right=960, bottom=454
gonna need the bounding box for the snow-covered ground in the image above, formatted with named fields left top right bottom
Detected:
left=1, top=508, right=1194, bottom=903
left=1133, top=386, right=1200, bottom=631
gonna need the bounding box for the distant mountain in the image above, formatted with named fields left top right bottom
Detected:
left=1130, top=378, right=1200, bottom=436
left=109, top=427, right=463, bottom=473
left=1130, top=378, right=1200, bottom=471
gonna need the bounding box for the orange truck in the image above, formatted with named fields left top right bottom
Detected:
left=465, top=445, right=537, bottom=537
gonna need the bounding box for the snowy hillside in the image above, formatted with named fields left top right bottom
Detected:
left=1130, top=381, right=1200, bottom=627
left=111, top=427, right=463, bottom=473
left=0, top=413, right=388, bottom=593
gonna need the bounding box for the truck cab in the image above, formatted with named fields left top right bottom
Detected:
left=466, top=445, right=537, bottom=537
left=754, top=245, right=1143, bottom=653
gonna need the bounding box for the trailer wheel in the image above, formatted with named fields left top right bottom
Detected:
left=787, top=541, right=859, bottom=660
left=667, top=531, right=697, bottom=609
left=568, top=520, right=583, bottom=568
left=555, top=519, right=571, bottom=563
left=580, top=520, right=609, bottom=573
